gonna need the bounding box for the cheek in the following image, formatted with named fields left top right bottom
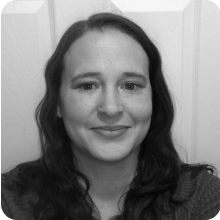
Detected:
left=125, top=94, right=152, bottom=123
left=60, top=94, right=96, bottom=126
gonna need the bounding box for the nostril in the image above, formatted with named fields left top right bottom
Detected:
left=97, top=100, right=123, bottom=117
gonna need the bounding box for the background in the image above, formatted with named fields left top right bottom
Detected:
left=1, top=0, right=220, bottom=176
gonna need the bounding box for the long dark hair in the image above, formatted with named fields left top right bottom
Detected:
left=3, top=12, right=215, bottom=220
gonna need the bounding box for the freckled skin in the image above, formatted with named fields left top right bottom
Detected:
left=58, top=30, right=152, bottom=163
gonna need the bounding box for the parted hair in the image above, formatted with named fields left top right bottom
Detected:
left=4, top=12, right=214, bottom=220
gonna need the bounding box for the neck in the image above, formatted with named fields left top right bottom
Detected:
left=75, top=149, right=139, bottom=211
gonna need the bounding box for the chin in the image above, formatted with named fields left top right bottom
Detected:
left=89, top=143, right=139, bottom=163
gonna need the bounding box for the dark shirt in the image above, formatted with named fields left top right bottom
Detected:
left=1, top=169, right=220, bottom=220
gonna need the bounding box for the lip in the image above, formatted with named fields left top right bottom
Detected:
left=92, top=128, right=129, bottom=139
left=91, top=125, right=130, bottom=138
left=93, top=125, right=130, bottom=131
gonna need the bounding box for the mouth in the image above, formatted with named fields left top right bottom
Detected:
left=91, top=125, right=131, bottom=138
left=92, top=125, right=131, bottom=131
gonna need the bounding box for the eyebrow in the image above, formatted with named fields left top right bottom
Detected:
left=71, top=71, right=147, bottom=82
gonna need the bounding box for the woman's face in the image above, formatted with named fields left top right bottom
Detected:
left=58, top=29, right=152, bottom=163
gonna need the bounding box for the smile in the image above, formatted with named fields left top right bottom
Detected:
left=91, top=126, right=130, bottom=138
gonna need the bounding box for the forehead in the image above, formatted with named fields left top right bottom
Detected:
left=63, top=29, right=149, bottom=74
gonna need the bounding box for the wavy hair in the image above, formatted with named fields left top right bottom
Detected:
left=4, top=12, right=215, bottom=220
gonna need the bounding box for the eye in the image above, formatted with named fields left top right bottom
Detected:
left=123, top=83, right=142, bottom=91
left=76, top=82, right=142, bottom=91
left=77, top=83, right=98, bottom=91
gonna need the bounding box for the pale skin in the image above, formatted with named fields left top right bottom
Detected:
left=58, top=29, right=152, bottom=219
left=76, top=150, right=138, bottom=219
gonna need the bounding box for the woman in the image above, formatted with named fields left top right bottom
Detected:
left=2, top=12, right=220, bottom=220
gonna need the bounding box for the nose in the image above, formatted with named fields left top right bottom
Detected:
left=97, top=87, right=123, bottom=117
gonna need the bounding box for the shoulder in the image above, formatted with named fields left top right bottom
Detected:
left=1, top=171, right=36, bottom=220
left=1, top=172, right=13, bottom=218
left=176, top=168, right=220, bottom=219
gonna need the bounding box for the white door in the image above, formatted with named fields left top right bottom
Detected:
left=2, top=0, right=220, bottom=173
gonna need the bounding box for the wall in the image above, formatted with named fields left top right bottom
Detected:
left=1, top=0, right=220, bottom=173
left=196, top=0, right=220, bottom=170
left=2, top=0, right=51, bottom=172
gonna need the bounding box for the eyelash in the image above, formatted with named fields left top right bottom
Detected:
left=76, top=82, right=143, bottom=91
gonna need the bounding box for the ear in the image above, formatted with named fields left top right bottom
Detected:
left=57, top=105, right=62, bottom=118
